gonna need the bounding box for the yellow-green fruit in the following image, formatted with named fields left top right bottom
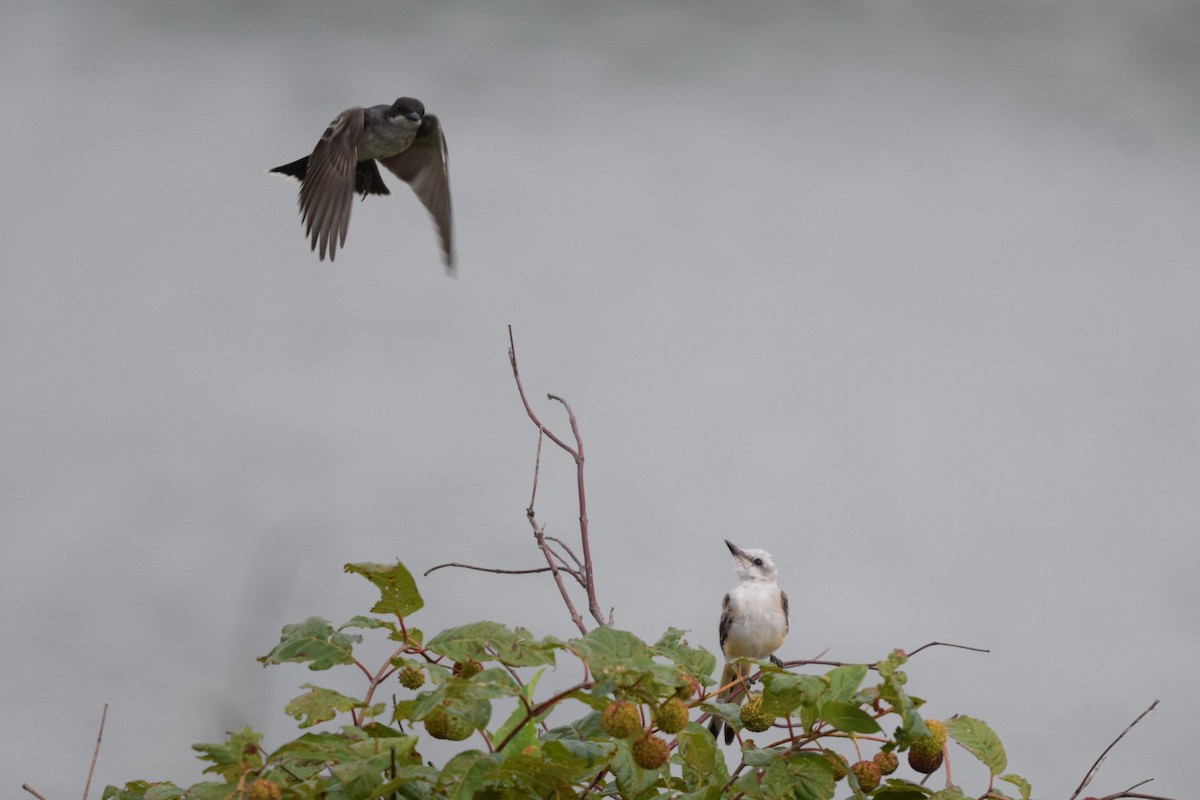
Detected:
left=907, top=747, right=944, bottom=774
left=246, top=779, right=281, bottom=800
left=851, top=761, right=882, bottom=792
left=924, top=718, right=947, bottom=746
left=823, top=750, right=848, bottom=781
left=739, top=693, right=774, bottom=733
left=631, top=734, right=670, bottom=770
left=910, top=719, right=947, bottom=758
left=453, top=659, right=483, bottom=679
left=654, top=697, right=689, bottom=734
left=873, top=750, right=899, bottom=775
left=600, top=701, right=642, bottom=739
left=397, top=666, right=425, bottom=690
left=424, top=707, right=474, bottom=741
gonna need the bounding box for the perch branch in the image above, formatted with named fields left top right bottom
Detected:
left=1070, top=700, right=1163, bottom=800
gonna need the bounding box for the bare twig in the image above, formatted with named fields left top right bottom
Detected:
left=507, top=326, right=610, bottom=630
left=778, top=640, right=989, bottom=670
left=423, top=562, right=570, bottom=578
left=22, top=786, right=49, bottom=800
left=1070, top=700, right=1161, bottom=800
left=83, top=703, right=108, bottom=800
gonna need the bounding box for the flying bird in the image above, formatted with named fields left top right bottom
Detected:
left=708, top=540, right=789, bottom=744
left=270, top=96, right=453, bottom=270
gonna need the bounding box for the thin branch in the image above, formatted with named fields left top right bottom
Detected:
left=22, top=787, right=49, bottom=800
left=508, top=327, right=577, bottom=456
left=778, top=640, right=989, bottom=671
left=545, top=393, right=607, bottom=626
left=423, top=562, right=569, bottom=578
left=531, top=516, right=589, bottom=635
left=1070, top=700, right=1159, bottom=800
left=545, top=536, right=584, bottom=569
left=507, top=326, right=610, bottom=629
left=83, top=703, right=108, bottom=800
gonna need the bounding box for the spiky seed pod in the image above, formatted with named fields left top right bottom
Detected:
left=653, top=697, right=689, bottom=734
left=907, top=747, right=944, bottom=774
left=851, top=760, right=882, bottom=792
left=739, top=693, right=774, bottom=732
left=823, top=749, right=849, bottom=781
left=452, top=659, right=483, bottom=679
left=397, top=666, right=425, bottom=690
left=631, top=733, right=670, bottom=770
left=873, top=749, right=899, bottom=775
left=423, top=707, right=474, bottom=741
left=246, top=779, right=281, bottom=800
left=675, top=680, right=696, bottom=701
left=910, top=718, right=947, bottom=758
left=600, top=700, right=642, bottom=739
left=924, top=718, right=947, bottom=746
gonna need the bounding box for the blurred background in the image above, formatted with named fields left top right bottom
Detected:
left=2, top=0, right=1197, bottom=796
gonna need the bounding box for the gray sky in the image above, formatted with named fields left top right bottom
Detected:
left=3, top=1, right=1197, bottom=797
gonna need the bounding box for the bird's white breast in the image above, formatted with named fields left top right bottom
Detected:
left=723, top=582, right=787, bottom=658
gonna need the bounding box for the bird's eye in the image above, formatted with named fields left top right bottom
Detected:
left=753, top=558, right=763, bottom=566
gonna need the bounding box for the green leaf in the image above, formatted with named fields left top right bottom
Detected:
left=426, top=621, right=560, bottom=667
left=494, top=669, right=546, bottom=754
left=822, top=664, right=869, bottom=703
left=344, top=561, right=424, bottom=618
left=284, top=684, right=367, bottom=728
left=676, top=722, right=728, bottom=790
left=873, top=780, right=933, bottom=800
left=341, top=614, right=398, bottom=635
left=735, top=750, right=835, bottom=800
left=653, top=628, right=718, bottom=684
left=258, top=617, right=360, bottom=671
left=1000, top=773, right=1032, bottom=800
left=928, top=787, right=969, bottom=800
left=437, top=750, right=503, bottom=799
left=761, top=671, right=824, bottom=718
left=944, top=715, right=1007, bottom=775
left=611, top=737, right=667, bottom=799
left=191, top=727, right=263, bottom=782
left=820, top=700, right=882, bottom=734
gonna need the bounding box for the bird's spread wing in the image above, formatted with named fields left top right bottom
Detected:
left=299, top=108, right=364, bottom=261
left=378, top=114, right=453, bottom=271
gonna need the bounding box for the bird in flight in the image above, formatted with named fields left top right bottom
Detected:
left=270, top=96, right=453, bottom=270
left=708, top=539, right=789, bottom=744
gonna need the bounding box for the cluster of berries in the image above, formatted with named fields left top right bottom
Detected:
left=599, top=695, right=692, bottom=769
left=824, top=717, right=947, bottom=791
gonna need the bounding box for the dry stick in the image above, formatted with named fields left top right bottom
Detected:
left=546, top=392, right=609, bottom=626
left=507, top=327, right=609, bottom=629
left=21, top=786, right=48, bottom=800
left=778, top=640, right=989, bottom=671
left=1069, top=700, right=1161, bottom=800
left=83, top=703, right=108, bottom=800
left=424, top=562, right=566, bottom=578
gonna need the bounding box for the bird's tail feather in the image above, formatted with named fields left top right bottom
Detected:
left=707, top=661, right=750, bottom=744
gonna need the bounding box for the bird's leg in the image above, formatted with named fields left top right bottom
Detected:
left=769, top=654, right=784, bottom=668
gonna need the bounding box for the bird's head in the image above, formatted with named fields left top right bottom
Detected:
left=725, top=540, right=779, bottom=583
left=388, top=97, right=426, bottom=122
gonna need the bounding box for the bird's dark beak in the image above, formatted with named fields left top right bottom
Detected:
left=724, top=540, right=747, bottom=560
left=406, top=110, right=422, bottom=121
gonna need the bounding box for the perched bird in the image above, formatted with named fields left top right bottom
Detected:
left=708, top=540, right=789, bottom=744
left=270, top=96, right=453, bottom=270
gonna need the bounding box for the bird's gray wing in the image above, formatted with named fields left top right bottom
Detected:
left=299, top=108, right=364, bottom=261
left=378, top=114, right=454, bottom=271
left=718, top=593, right=733, bottom=653
left=781, top=590, right=789, bottom=634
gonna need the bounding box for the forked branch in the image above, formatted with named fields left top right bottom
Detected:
left=423, top=328, right=610, bottom=635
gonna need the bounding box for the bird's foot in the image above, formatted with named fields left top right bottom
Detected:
left=769, top=654, right=784, bottom=668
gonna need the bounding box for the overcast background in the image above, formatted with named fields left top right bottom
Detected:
left=3, top=1, right=1198, bottom=797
